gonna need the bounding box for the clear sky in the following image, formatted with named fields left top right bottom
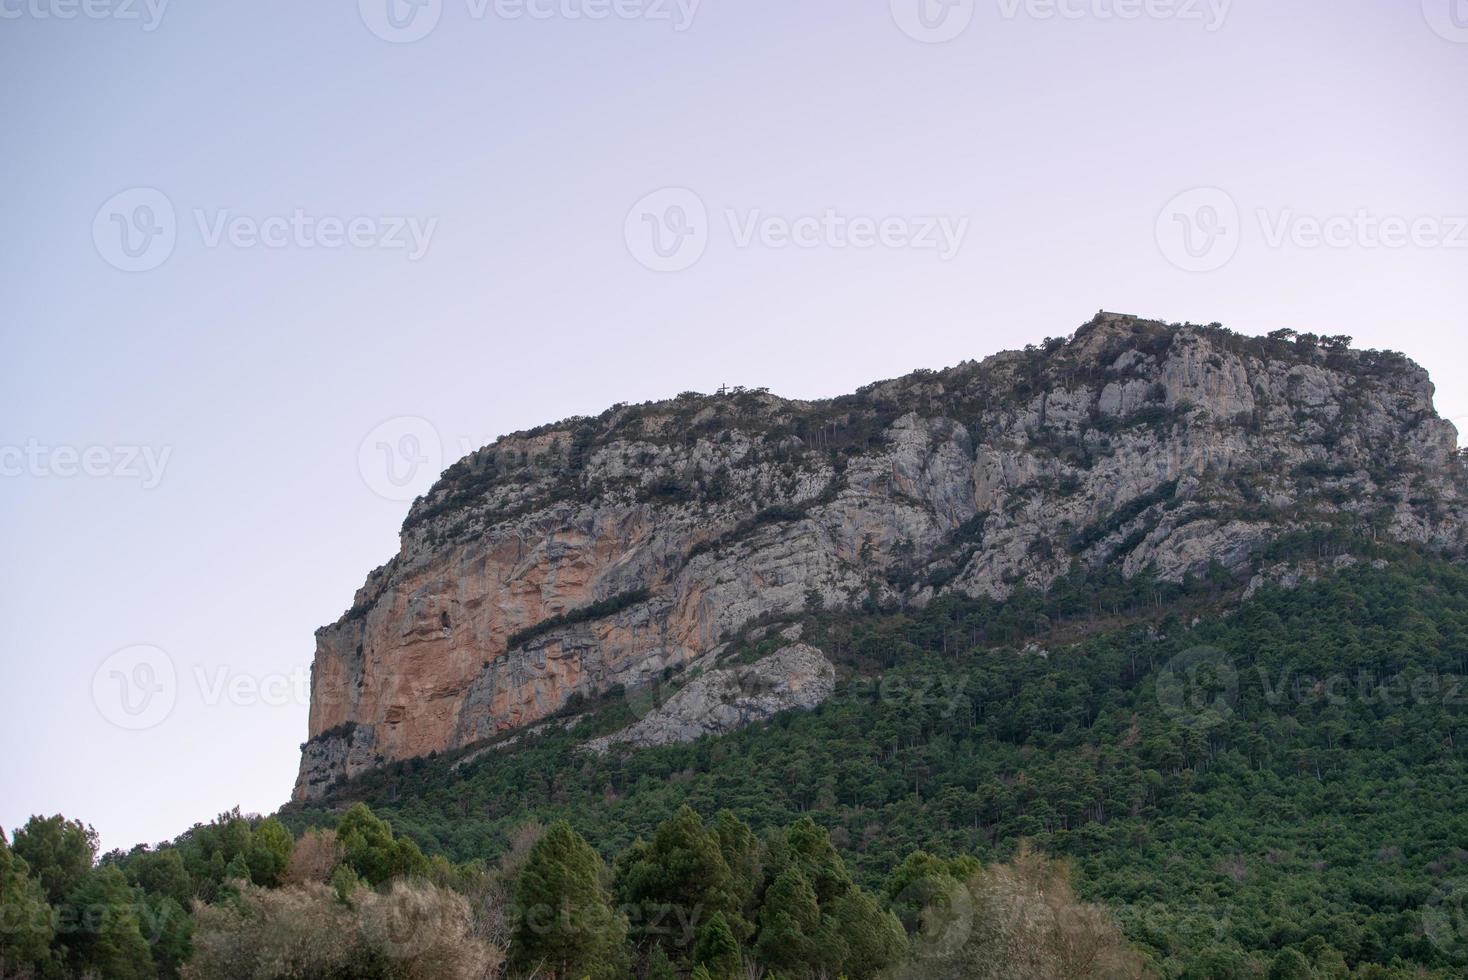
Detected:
left=2, top=0, right=1465, bottom=853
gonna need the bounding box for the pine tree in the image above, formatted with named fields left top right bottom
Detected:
left=884, top=850, right=972, bottom=935
left=63, top=865, right=156, bottom=980
left=140, top=892, right=193, bottom=979
left=693, top=911, right=742, bottom=980
left=224, top=851, right=251, bottom=883
left=1267, top=948, right=1312, bottom=980
left=10, top=814, right=97, bottom=904
left=0, top=832, right=54, bottom=973
left=615, top=805, right=738, bottom=960
left=828, top=888, right=907, bottom=979
left=712, top=810, right=762, bottom=938
left=766, top=817, right=851, bottom=905
left=330, top=863, right=362, bottom=903
left=511, top=821, right=626, bottom=980
left=336, top=802, right=428, bottom=885
left=644, top=945, right=677, bottom=980
left=245, top=817, right=293, bottom=887
left=125, top=847, right=193, bottom=907
left=755, top=868, right=821, bottom=975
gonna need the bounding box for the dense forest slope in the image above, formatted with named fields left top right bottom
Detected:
left=287, top=554, right=1468, bottom=976
left=297, top=313, right=1467, bottom=798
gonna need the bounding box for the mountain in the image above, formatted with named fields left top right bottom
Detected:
left=295, top=312, right=1467, bottom=800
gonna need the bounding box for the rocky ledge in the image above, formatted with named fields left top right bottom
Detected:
left=584, top=644, right=836, bottom=753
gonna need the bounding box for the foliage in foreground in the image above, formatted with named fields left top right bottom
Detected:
left=2, top=801, right=1146, bottom=979
left=182, top=879, right=498, bottom=980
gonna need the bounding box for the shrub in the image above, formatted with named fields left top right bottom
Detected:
left=896, top=844, right=1152, bottom=980
left=182, top=880, right=499, bottom=980
left=281, top=828, right=342, bottom=886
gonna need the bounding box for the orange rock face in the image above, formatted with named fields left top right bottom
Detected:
left=296, top=506, right=720, bottom=799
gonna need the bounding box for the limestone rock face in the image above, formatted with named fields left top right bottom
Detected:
left=294, top=313, right=1468, bottom=799
left=584, top=644, right=836, bottom=753
left=295, top=724, right=378, bottom=803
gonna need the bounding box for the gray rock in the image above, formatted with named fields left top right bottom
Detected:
left=584, top=644, right=835, bottom=752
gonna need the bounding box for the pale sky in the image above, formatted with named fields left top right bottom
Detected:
left=2, top=0, right=1465, bottom=852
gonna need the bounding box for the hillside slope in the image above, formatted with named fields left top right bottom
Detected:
left=284, top=556, right=1468, bottom=975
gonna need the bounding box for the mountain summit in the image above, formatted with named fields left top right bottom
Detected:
left=295, top=313, right=1466, bottom=800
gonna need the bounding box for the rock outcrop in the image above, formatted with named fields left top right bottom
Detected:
left=584, top=644, right=836, bottom=753
left=295, top=313, right=1468, bottom=799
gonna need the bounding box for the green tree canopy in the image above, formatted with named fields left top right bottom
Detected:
left=766, top=817, right=852, bottom=906
left=693, top=911, right=742, bottom=980
left=62, top=864, right=156, bottom=980
left=615, top=805, right=739, bottom=960
left=0, top=830, right=55, bottom=972
left=511, top=820, right=626, bottom=980
left=336, top=802, right=428, bottom=886
left=10, top=814, right=98, bottom=904
left=828, top=887, right=908, bottom=979
left=755, top=867, right=821, bottom=976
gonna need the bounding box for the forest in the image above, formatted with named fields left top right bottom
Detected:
left=5, top=554, right=1468, bottom=977
left=1, top=799, right=1164, bottom=979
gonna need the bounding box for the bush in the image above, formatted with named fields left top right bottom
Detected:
left=182, top=879, right=500, bottom=980
left=897, top=845, right=1151, bottom=980
left=281, top=828, right=341, bottom=886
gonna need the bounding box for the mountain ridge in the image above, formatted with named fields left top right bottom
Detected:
left=295, top=312, right=1467, bottom=800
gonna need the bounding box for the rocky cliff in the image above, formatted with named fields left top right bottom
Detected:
left=295, top=313, right=1468, bottom=800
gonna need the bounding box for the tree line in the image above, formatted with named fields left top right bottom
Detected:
left=1, top=802, right=1152, bottom=979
